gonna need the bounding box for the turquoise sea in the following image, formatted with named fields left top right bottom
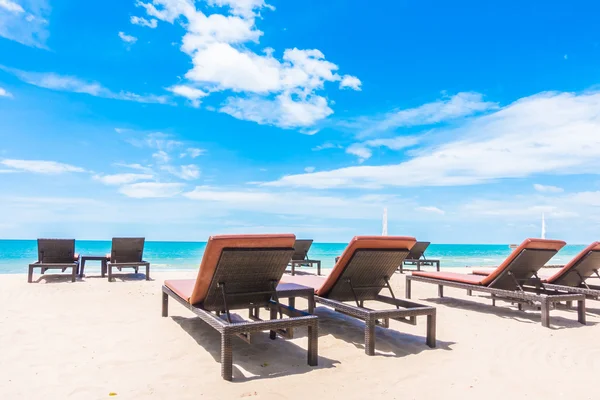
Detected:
left=0, top=240, right=587, bottom=274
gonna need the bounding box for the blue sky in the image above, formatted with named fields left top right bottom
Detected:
left=1, top=0, right=600, bottom=243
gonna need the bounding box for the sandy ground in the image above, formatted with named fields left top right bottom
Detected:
left=1, top=267, right=599, bottom=400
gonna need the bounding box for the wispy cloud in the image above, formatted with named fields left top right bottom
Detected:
left=345, top=92, right=498, bottom=138
left=312, top=142, right=341, bottom=151
left=416, top=206, right=445, bottom=215
left=119, top=182, right=185, bottom=198
left=346, top=136, right=421, bottom=162
left=180, top=147, right=205, bottom=158
left=265, top=91, right=600, bottom=189
left=118, top=31, right=137, bottom=44
left=93, top=173, right=153, bottom=185
left=0, top=86, right=12, bottom=98
left=167, top=85, right=208, bottom=108
left=136, top=0, right=360, bottom=128
left=161, top=164, right=200, bottom=180
left=0, top=66, right=170, bottom=104
left=0, top=0, right=50, bottom=49
left=533, top=184, right=564, bottom=193
left=130, top=15, right=157, bottom=28
left=113, top=163, right=153, bottom=174
left=1, top=159, right=85, bottom=174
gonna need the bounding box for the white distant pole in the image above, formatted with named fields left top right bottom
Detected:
left=382, top=208, right=388, bottom=236
left=541, top=213, right=546, bottom=239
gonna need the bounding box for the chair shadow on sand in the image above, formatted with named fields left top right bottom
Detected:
left=171, top=315, right=340, bottom=382
left=84, top=273, right=155, bottom=282
left=32, top=274, right=81, bottom=284
left=295, top=306, right=454, bottom=357
left=423, top=294, right=597, bottom=329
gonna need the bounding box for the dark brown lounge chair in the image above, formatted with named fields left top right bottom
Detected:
left=399, top=241, right=441, bottom=273
left=406, top=239, right=587, bottom=328
left=28, top=239, right=79, bottom=283
left=282, top=236, right=436, bottom=355
left=288, top=239, right=321, bottom=276
left=472, top=242, right=600, bottom=301
left=161, top=234, right=318, bottom=381
left=106, top=237, right=150, bottom=282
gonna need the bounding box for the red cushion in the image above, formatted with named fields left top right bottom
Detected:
left=412, top=271, right=487, bottom=285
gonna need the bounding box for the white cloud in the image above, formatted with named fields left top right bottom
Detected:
left=93, top=173, right=153, bottom=185
left=180, top=147, right=205, bottom=158
left=533, top=184, right=564, bottom=193
left=0, top=0, right=50, bottom=48
left=136, top=0, right=358, bottom=128
left=304, top=166, right=315, bottom=173
left=113, top=163, right=154, bottom=173
left=152, top=150, right=170, bottom=163
left=339, top=75, right=361, bottom=91
left=161, top=164, right=200, bottom=180
left=183, top=186, right=410, bottom=220
left=119, top=182, right=184, bottom=198
left=220, top=93, right=333, bottom=128
left=130, top=15, right=158, bottom=28
left=345, top=144, right=372, bottom=163
left=347, top=92, right=498, bottom=138
left=0, top=87, right=12, bottom=97
left=1, top=66, right=170, bottom=104
left=346, top=136, right=421, bottom=161
left=0, top=159, right=85, bottom=174
left=0, top=0, right=24, bottom=13
left=416, top=206, right=445, bottom=215
left=167, top=84, right=207, bottom=107
left=118, top=31, right=138, bottom=44
left=312, top=142, right=341, bottom=151
left=266, top=91, right=600, bottom=189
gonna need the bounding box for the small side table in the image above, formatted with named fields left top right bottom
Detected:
left=271, top=282, right=316, bottom=339
left=79, top=255, right=109, bottom=278
left=289, top=259, right=321, bottom=276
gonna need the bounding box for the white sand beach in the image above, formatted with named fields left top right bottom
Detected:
left=1, top=269, right=599, bottom=400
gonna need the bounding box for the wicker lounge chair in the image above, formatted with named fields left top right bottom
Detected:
left=282, top=236, right=436, bottom=355
left=399, top=241, right=441, bottom=273
left=106, top=237, right=150, bottom=282
left=28, top=239, right=79, bottom=283
left=288, top=239, right=322, bottom=276
left=472, top=242, right=600, bottom=301
left=405, top=239, right=587, bottom=328
left=161, top=234, right=319, bottom=381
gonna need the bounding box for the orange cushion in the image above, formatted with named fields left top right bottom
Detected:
left=480, top=238, right=564, bottom=286
left=412, top=271, right=487, bottom=285
left=188, top=234, right=296, bottom=305
left=165, top=279, right=195, bottom=300
left=546, top=241, right=600, bottom=283
left=316, top=236, right=416, bottom=297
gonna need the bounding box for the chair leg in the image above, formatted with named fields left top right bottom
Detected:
left=307, top=294, right=315, bottom=314
left=269, top=306, right=277, bottom=340
left=146, top=264, right=150, bottom=280
left=307, top=322, right=318, bottom=366
left=134, top=266, right=139, bottom=274
left=108, top=265, right=113, bottom=282
left=317, top=261, right=321, bottom=276
left=162, top=292, right=169, bottom=317
left=101, top=260, right=106, bottom=278
left=540, top=299, right=550, bottom=328
left=71, top=265, right=77, bottom=282
left=364, top=316, right=376, bottom=356
left=578, top=299, right=586, bottom=325
left=28, top=265, right=34, bottom=283
left=426, top=312, right=436, bottom=348
left=438, top=285, right=444, bottom=298
left=405, top=278, right=411, bottom=299
left=220, top=332, right=233, bottom=381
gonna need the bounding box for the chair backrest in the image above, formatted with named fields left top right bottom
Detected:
left=406, top=241, right=430, bottom=260
left=189, top=234, right=296, bottom=308
left=37, top=239, right=76, bottom=264
left=315, top=236, right=416, bottom=299
left=482, top=238, right=565, bottom=290
left=111, top=237, right=145, bottom=263
left=291, top=239, right=313, bottom=261
left=547, top=242, right=600, bottom=286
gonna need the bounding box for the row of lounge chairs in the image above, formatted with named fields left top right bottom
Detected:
left=27, top=238, right=150, bottom=283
